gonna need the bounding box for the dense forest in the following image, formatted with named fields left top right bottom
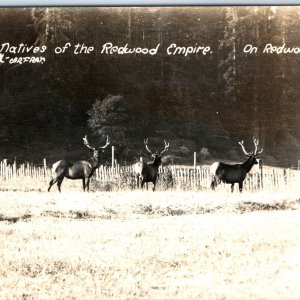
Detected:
left=0, top=7, right=299, bottom=167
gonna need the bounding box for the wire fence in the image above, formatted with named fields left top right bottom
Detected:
left=0, top=159, right=299, bottom=192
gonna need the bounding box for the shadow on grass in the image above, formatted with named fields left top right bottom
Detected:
left=41, top=210, right=112, bottom=220
left=0, top=214, right=32, bottom=223
left=135, top=199, right=300, bottom=217
left=236, top=200, right=300, bottom=213
left=135, top=204, right=223, bottom=216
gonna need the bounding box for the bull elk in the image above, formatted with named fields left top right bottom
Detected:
left=48, top=135, right=110, bottom=192
left=210, top=138, right=263, bottom=192
left=135, top=138, right=169, bottom=191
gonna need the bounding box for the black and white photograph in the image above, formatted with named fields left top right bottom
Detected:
left=0, top=5, right=300, bottom=299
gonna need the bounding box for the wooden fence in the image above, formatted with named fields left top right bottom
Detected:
left=0, top=160, right=299, bottom=192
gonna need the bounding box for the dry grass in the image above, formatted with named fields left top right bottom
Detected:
left=0, top=189, right=300, bottom=299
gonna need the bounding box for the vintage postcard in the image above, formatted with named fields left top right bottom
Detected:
left=0, top=6, right=300, bottom=299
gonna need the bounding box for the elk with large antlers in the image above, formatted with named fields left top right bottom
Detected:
left=48, top=135, right=110, bottom=192
left=134, top=138, right=170, bottom=191
left=210, top=138, right=263, bottom=192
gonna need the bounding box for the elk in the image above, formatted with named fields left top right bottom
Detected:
left=135, top=138, right=169, bottom=191
left=48, top=135, right=110, bottom=192
left=210, top=138, right=263, bottom=192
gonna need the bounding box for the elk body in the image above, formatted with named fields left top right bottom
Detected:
left=210, top=138, right=263, bottom=192
left=135, top=138, right=169, bottom=191
left=48, top=135, right=109, bottom=192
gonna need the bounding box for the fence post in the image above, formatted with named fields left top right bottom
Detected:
left=43, top=158, right=47, bottom=177
left=13, top=160, right=17, bottom=181
left=112, top=146, right=115, bottom=169
left=194, top=152, right=197, bottom=170
left=259, top=159, right=263, bottom=189
left=4, top=159, right=7, bottom=180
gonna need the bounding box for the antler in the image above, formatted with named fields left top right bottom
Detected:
left=160, top=140, right=170, bottom=155
left=83, top=135, right=96, bottom=150
left=253, top=138, right=263, bottom=155
left=144, top=138, right=153, bottom=154
left=238, top=140, right=252, bottom=156
left=99, top=135, right=110, bottom=149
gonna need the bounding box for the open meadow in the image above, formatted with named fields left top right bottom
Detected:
left=1, top=186, right=300, bottom=299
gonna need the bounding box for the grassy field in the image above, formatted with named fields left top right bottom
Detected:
left=1, top=189, right=300, bottom=299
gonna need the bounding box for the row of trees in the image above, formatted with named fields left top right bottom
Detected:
left=0, top=7, right=299, bottom=166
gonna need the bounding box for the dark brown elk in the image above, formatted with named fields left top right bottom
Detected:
left=210, top=138, right=263, bottom=192
left=134, top=138, right=169, bottom=191
left=48, top=135, right=110, bottom=192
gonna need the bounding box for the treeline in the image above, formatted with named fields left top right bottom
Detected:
left=0, top=7, right=299, bottom=167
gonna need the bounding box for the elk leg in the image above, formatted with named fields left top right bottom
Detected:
left=231, top=183, right=234, bottom=193
left=239, top=182, right=243, bottom=192
left=210, top=177, right=217, bottom=190
left=48, top=179, right=54, bottom=192
left=48, top=178, right=59, bottom=192
left=170, top=177, right=174, bottom=189
left=152, top=181, right=156, bottom=192
left=82, top=179, right=86, bottom=191
left=141, top=180, right=145, bottom=189
left=210, top=179, right=215, bottom=190
left=57, top=178, right=64, bottom=192
left=86, top=178, right=90, bottom=192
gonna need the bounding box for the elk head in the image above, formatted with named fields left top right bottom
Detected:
left=83, top=135, right=110, bottom=160
left=238, top=137, right=263, bottom=165
left=144, top=138, right=169, bottom=166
